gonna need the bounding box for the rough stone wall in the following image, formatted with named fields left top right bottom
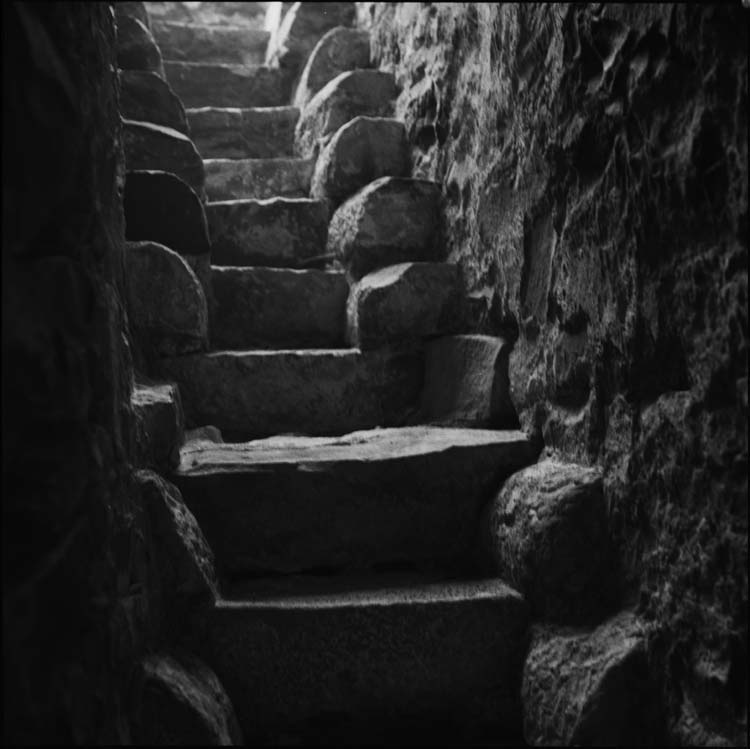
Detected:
left=2, top=3, right=143, bottom=743
left=360, top=3, right=747, bottom=744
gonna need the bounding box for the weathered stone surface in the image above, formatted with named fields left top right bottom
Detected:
left=293, top=26, right=371, bottom=110
left=175, top=427, right=540, bottom=577
left=485, top=459, right=614, bottom=623
left=151, top=21, right=269, bottom=65
left=147, top=2, right=266, bottom=28
left=294, top=70, right=396, bottom=158
left=186, top=105, right=299, bottom=159
left=131, top=652, right=242, bottom=746
left=132, top=382, right=184, bottom=471
left=125, top=241, right=208, bottom=357
left=310, top=116, right=409, bottom=211
left=115, top=1, right=150, bottom=29
left=347, top=262, right=464, bottom=349
left=164, top=61, right=292, bottom=108
left=157, top=347, right=424, bottom=439
left=116, top=14, right=164, bottom=77
left=419, top=335, right=518, bottom=429
left=210, top=266, right=347, bottom=349
left=265, top=2, right=356, bottom=81
left=522, top=612, right=663, bottom=746
left=328, top=176, right=442, bottom=280
left=122, top=118, right=206, bottom=199
left=185, top=425, right=224, bottom=444
left=204, top=157, right=314, bottom=201
left=124, top=170, right=210, bottom=256
left=204, top=579, right=528, bottom=743
left=206, top=197, right=328, bottom=268
left=119, top=69, right=189, bottom=134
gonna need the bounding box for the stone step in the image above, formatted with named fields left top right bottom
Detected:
left=186, top=106, right=299, bottom=158
left=163, top=61, right=291, bottom=108
left=173, top=426, right=539, bottom=577
left=203, top=158, right=313, bottom=201
left=210, top=266, right=347, bottom=349
left=206, top=197, right=328, bottom=268
left=156, top=347, right=423, bottom=440
left=198, top=574, right=529, bottom=743
left=151, top=21, right=269, bottom=65
left=132, top=381, right=184, bottom=472
left=119, top=69, right=189, bottom=135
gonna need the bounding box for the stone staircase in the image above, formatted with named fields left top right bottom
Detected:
left=120, top=2, right=545, bottom=743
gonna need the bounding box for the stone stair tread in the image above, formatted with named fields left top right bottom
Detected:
left=203, top=157, right=313, bottom=201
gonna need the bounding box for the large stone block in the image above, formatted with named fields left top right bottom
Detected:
left=206, top=197, right=328, bottom=268
left=130, top=652, right=242, bottom=746
left=210, top=266, right=347, bottom=349
left=347, top=262, right=464, bottom=349
left=115, top=2, right=150, bottom=29
left=485, top=459, right=615, bottom=623
left=124, top=170, right=210, bottom=256
left=186, top=106, right=299, bottom=159
left=116, top=14, right=164, bottom=77
left=122, top=119, right=206, bottom=199
left=328, top=176, right=442, bottom=280
left=132, top=382, right=184, bottom=472
left=265, top=2, right=356, bottom=80
left=293, top=26, right=371, bottom=110
left=522, top=612, right=663, bottom=746
left=294, top=70, right=396, bottom=158
left=125, top=241, right=208, bottom=357
left=164, top=61, right=292, bottom=108
left=203, top=157, right=313, bottom=201
left=119, top=70, right=189, bottom=135
left=419, top=335, right=519, bottom=428
left=311, top=116, right=409, bottom=213
left=151, top=21, right=269, bottom=65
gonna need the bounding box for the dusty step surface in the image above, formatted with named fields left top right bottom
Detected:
left=203, top=157, right=314, bottom=201
left=198, top=575, right=529, bottom=743
left=186, top=106, right=299, bottom=159
left=206, top=197, right=328, bottom=268
left=158, top=348, right=423, bottom=441
left=172, top=426, right=539, bottom=577
left=151, top=21, right=269, bottom=65
left=164, top=61, right=291, bottom=108
left=210, top=266, right=347, bottom=349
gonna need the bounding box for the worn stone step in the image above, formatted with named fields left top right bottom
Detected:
left=157, top=347, right=423, bottom=440
left=151, top=21, right=269, bottom=65
left=164, top=61, right=291, bottom=108
left=203, top=158, right=313, bottom=201
left=173, top=426, right=539, bottom=577
left=147, top=2, right=267, bottom=29
left=198, top=575, right=529, bottom=742
left=132, top=381, right=185, bottom=472
left=206, top=197, right=328, bottom=268
left=210, top=266, right=347, bottom=349
left=186, top=106, right=299, bottom=158
left=119, top=69, right=189, bottom=135
left=117, top=14, right=165, bottom=77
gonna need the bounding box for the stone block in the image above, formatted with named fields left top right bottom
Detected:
left=119, top=70, right=189, bottom=135
left=132, top=382, right=184, bottom=472
left=203, top=157, right=313, bottom=201
left=116, top=14, right=164, bottom=77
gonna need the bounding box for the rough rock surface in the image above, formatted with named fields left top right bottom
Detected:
left=363, top=3, right=747, bottom=742
left=132, top=382, right=184, bottom=472
left=115, top=2, right=150, bottom=29
left=164, top=61, right=291, bottom=108
left=265, top=2, right=356, bottom=83
left=203, top=157, right=313, bottom=201
left=124, top=170, right=210, bottom=256
left=207, top=197, right=328, bottom=268
left=147, top=2, right=265, bottom=28
left=116, top=14, right=164, bottom=77
left=293, top=26, right=372, bottom=110
left=419, top=335, right=519, bottom=429
left=210, top=267, right=347, bottom=349
left=310, top=116, right=409, bottom=212
left=328, top=176, right=443, bottom=280
left=186, top=106, right=299, bottom=159
left=347, top=262, right=464, bottom=349
left=174, top=427, right=540, bottom=576
left=485, top=459, right=615, bottom=623
left=119, top=69, right=189, bottom=135
left=522, top=611, right=663, bottom=746
left=122, top=118, right=206, bottom=199
left=125, top=241, right=208, bottom=357
left=294, top=69, right=397, bottom=158
left=130, top=651, right=242, bottom=746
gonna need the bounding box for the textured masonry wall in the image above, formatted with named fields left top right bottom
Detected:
left=358, top=3, right=748, bottom=744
